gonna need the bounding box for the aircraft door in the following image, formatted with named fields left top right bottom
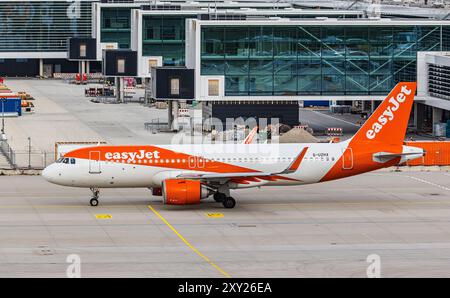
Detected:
left=188, top=156, right=196, bottom=169
left=89, top=151, right=102, bottom=174
left=197, top=157, right=205, bottom=168
left=342, top=148, right=353, bottom=170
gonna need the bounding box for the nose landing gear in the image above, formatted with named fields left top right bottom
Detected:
left=90, top=188, right=100, bottom=206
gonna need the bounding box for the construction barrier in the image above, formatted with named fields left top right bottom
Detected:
left=326, top=127, right=343, bottom=136
left=404, top=141, right=450, bottom=166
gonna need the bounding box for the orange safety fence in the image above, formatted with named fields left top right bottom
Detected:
left=404, top=141, right=450, bottom=166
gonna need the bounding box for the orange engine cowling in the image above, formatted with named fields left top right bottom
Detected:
left=162, top=179, right=211, bottom=205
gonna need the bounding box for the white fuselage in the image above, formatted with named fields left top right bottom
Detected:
left=43, top=143, right=345, bottom=188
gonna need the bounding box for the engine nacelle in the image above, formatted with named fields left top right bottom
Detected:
left=162, top=179, right=211, bottom=205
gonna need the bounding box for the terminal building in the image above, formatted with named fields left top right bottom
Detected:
left=0, top=0, right=449, bottom=133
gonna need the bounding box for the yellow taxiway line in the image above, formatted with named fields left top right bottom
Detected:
left=147, top=205, right=231, bottom=278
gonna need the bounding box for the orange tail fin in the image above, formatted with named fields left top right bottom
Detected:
left=352, top=82, right=416, bottom=145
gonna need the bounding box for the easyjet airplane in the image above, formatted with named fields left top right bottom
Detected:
left=43, top=82, right=424, bottom=208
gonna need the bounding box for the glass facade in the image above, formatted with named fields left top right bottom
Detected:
left=142, top=15, right=192, bottom=66
left=100, top=7, right=131, bottom=49
left=0, top=1, right=93, bottom=52
left=201, top=25, right=450, bottom=96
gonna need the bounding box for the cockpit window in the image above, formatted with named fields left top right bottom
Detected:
left=56, top=157, right=75, bottom=164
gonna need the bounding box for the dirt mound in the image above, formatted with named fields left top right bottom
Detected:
left=279, top=127, right=319, bottom=143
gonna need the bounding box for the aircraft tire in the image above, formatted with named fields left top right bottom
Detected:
left=222, top=197, right=236, bottom=209
left=90, top=198, right=99, bottom=207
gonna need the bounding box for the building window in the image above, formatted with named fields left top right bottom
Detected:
left=208, top=79, right=219, bottom=96
left=148, top=59, right=158, bottom=73
left=170, top=78, right=180, bottom=95
left=117, top=58, right=125, bottom=74
left=79, top=44, right=87, bottom=58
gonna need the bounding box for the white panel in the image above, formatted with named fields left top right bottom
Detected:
left=139, top=56, right=163, bottom=78
left=200, top=76, right=225, bottom=99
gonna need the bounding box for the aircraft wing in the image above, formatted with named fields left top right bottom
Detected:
left=176, top=147, right=308, bottom=180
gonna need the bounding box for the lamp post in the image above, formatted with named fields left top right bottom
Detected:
left=1, top=98, right=6, bottom=140
left=28, top=137, right=31, bottom=169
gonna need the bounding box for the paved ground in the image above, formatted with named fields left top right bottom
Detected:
left=299, top=109, right=362, bottom=135
left=4, top=79, right=170, bottom=153
left=0, top=170, right=449, bottom=277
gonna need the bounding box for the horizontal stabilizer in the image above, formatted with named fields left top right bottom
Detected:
left=372, top=151, right=422, bottom=163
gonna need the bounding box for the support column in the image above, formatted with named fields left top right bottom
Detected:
left=432, top=107, right=443, bottom=124
left=361, top=100, right=368, bottom=112
left=173, top=100, right=179, bottom=131
left=86, top=61, right=90, bottom=74
left=116, top=77, right=124, bottom=103
left=81, top=61, right=86, bottom=76
left=414, top=102, right=426, bottom=132
left=432, top=107, right=443, bottom=136
left=39, top=59, right=44, bottom=77
left=370, top=100, right=375, bottom=113
left=144, top=78, right=151, bottom=104
left=167, top=100, right=174, bottom=131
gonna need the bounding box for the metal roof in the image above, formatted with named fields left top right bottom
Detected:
left=291, top=0, right=450, bottom=19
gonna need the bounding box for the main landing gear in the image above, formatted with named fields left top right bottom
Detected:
left=90, top=188, right=99, bottom=207
left=213, top=193, right=236, bottom=209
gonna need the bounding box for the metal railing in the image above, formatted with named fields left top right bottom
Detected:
left=0, top=140, right=16, bottom=168
left=0, top=139, right=54, bottom=170
left=144, top=118, right=170, bottom=133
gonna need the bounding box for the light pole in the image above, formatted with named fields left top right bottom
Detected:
left=1, top=98, right=6, bottom=139
left=28, top=137, right=31, bottom=169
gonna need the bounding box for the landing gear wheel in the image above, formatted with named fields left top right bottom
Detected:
left=214, top=193, right=227, bottom=202
left=89, top=188, right=100, bottom=207
left=90, top=198, right=99, bottom=207
left=222, top=197, right=236, bottom=209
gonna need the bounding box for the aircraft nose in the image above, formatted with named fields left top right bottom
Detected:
left=42, top=164, right=56, bottom=183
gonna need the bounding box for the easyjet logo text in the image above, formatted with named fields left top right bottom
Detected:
left=366, top=85, right=412, bottom=140
left=104, top=150, right=160, bottom=161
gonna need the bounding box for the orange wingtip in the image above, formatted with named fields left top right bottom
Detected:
left=287, top=147, right=309, bottom=172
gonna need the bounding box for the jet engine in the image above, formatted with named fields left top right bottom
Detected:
left=162, top=179, right=212, bottom=205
